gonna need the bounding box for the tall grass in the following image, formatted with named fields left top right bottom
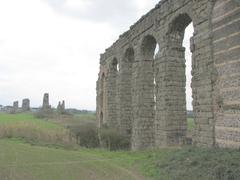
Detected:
left=187, top=118, right=195, bottom=136
left=0, top=113, right=73, bottom=146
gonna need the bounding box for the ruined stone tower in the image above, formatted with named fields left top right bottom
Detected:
left=13, top=101, right=18, bottom=109
left=42, top=93, right=51, bottom=110
left=13, top=101, right=19, bottom=113
left=62, top=100, right=65, bottom=110
left=97, top=0, right=240, bottom=150
left=57, top=102, right=61, bottom=110
left=57, top=100, right=65, bottom=114
left=22, top=98, right=30, bottom=111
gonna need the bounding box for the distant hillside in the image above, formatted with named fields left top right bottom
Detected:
left=66, top=108, right=95, bottom=115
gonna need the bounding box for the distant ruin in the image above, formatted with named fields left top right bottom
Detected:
left=22, top=98, right=30, bottom=111
left=12, top=101, right=19, bottom=113
left=97, top=0, right=240, bottom=150
left=42, top=93, right=51, bottom=110
left=57, top=100, right=65, bottom=114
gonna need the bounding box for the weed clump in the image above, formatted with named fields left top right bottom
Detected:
left=99, top=126, right=130, bottom=151
left=0, top=121, right=73, bottom=146
left=34, top=108, right=54, bottom=119
left=70, top=122, right=99, bottom=148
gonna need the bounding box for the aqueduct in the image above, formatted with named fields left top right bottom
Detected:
left=96, top=0, right=240, bottom=150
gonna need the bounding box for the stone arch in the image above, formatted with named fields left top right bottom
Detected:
left=140, top=35, right=158, bottom=60
left=111, top=57, right=119, bottom=72
left=119, top=47, right=135, bottom=136
left=124, top=47, right=134, bottom=62
left=155, top=10, right=216, bottom=147
left=155, top=13, right=195, bottom=147
left=167, top=13, right=193, bottom=43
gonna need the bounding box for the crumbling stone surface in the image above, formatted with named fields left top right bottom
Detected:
left=22, top=98, right=30, bottom=111
left=96, top=0, right=240, bottom=150
left=212, top=0, right=240, bottom=149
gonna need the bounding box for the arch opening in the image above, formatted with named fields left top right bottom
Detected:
left=141, top=35, right=158, bottom=60
left=169, top=14, right=192, bottom=44
left=99, top=73, right=106, bottom=127
left=183, top=22, right=195, bottom=138
left=124, top=48, right=134, bottom=63
left=100, top=73, right=105, bottom=107
left=154, top=43, right=159, bottom=110
left=112, top=58, right=119, bottom=72
left=162, top=13, right=195, bottom=145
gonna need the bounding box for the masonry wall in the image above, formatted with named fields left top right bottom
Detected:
left=96, top=0, right=240, bottom=150
left=212, top=0, right=240, bottom=148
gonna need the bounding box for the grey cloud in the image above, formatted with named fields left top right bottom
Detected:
left=44, top=0, right=138, bottom=27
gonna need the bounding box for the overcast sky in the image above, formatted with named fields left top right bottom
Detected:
left=0, top=0, right=193, bottom=110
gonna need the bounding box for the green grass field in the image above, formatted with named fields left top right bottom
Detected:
left=0, top=139, right=145, bottom=180
left=0, top=113, right=60, bottom=129
left=0, top=113, right=240, bottom=180
left=47, top=113, right=96, bottom=128
left=0, top=139, right=240, bottom=180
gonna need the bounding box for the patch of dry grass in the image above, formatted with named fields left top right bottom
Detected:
left=0, top=113, right=74, bottom=146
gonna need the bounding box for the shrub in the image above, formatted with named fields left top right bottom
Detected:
left=34, top=108, right=54, bottom=119
left=69, top=122, right=99, bottom=148
left=99, top=127, right=130, bottom=151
